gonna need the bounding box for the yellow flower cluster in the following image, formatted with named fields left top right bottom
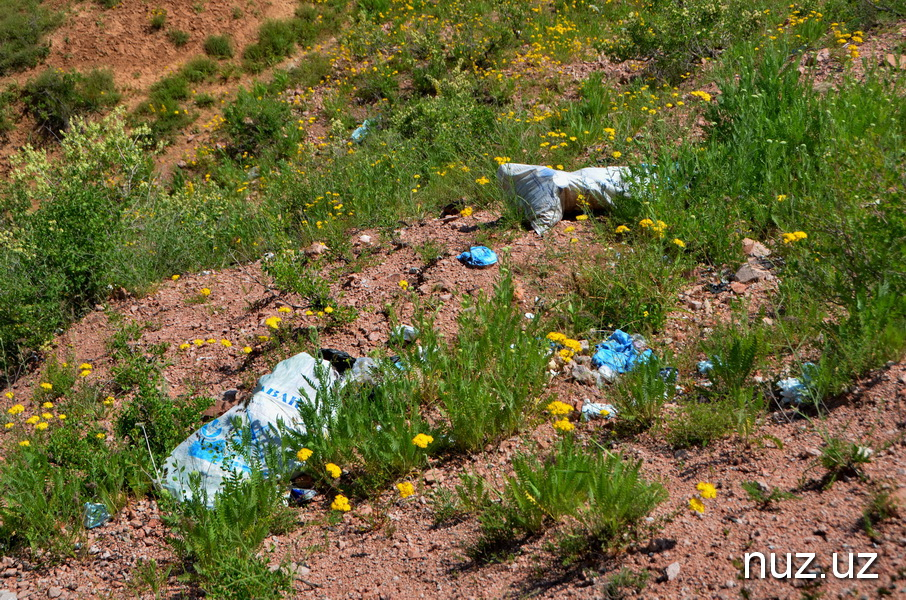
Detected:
left=615, top=225, right=630, bottom=234
left=412, top=433, right=434, bottom=449
left=331, top=494, right=351, bottom=512
left=782, top=231, right=808, bottom=244
left=396, top=481, right=415, bottom=498
left=639, top=218, right=667, bottom=237
left=459, top=206, right=474, bottom=217
left=546, top=400, right=573, bottom=416
left=265, top=316, right=282, bottom=329
left=6, top=404, right=24, bottom=416
left=326, top=463, right=342, bottom=478
left=553, top=418, right=574, bottom=433
left=690, top=90, right=712, bottom=102
left=689, top=481, right=718, bottom=513
left=296, top=448, right=313, bottom=461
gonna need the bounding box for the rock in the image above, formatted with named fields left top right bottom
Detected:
left=423, top=469, right=443, bottom=485
left=358, top=235, right=372, bottom=245
left=367, top=332, right=381, bottom=342
left=304, top=242, right=329, bottom=256
left=741, top=238, right=771, bottom=257
left=0, top=591, right=17, bottom=600
left=817, top=48, right=830, bottom=62
left=754, top=480, right=770, bottom=493
left=729, top=281, right=749, bottom=294
left=574, top=355, right=592, bottom=367
left=290, top=563, right=311, bottom=579
left=685, top=298, right=702, bottom=311
left=889, top=487, right=906, bottom=516
left=47, top=588, right=62, bottom=599
left=885, top=54, right=906, bottom=70
left=674, top=449, right=689, bottom=460
left=665, top=562, right=681, bottom=581
left=733, top=263, right=765, bottom=284
left=804, top=447, right=822, bottom=458
left=571, top=363, right=597, bottom=386
left=439, top=294, right=453, bottom=302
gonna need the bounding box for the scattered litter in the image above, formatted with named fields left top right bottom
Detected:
left=524, top=312, right=535, bottom=320
left=777, top=363, right=817, bottom=404
left=591, top=330, right=653, bottom=377
left=658, top=367, right=679, bottom=382
left=83, top=502, right=110, bottom=529
left=288, top=488, right=318, bottom=506
left=697, top=360, right=714, bottom=375
left=161, top=352, right=339, bottom=506
left=391, top=325, right=418, bottom=343
left=496, top=163, right=647, bottom=234
left=457, top=246, right=498, bottom=268
left=351, top=118, right=377, bottom=142
left=581, top=402, right=617, bottom=421
left=319, top=348, right=355, bottom=373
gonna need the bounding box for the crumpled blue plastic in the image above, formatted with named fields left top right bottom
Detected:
left=591, top=330, right=652, bottom=374
left=777, top=362, right=818, bottom=404
left=457, top=246, right=498, bottom=268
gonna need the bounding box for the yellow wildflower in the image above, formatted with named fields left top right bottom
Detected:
left=396, top=481, right=415, bottom=498
left=689, top=497, right=706, bottom=513
left=331, top=494, right=351, bottom=512
left=42, top=402, right=53, bottom=409
left=265, top=316, right=282, bottom=329
left=7, top=404, right=24, bottom=415
left=398, top=280, right=409, bottom=290
left=460, top=206, right=474, bottom=217
left=615, top=225, right=630, bottom=234
left=672, top=238, right=686, bottom=249
left=96, top=433, right=106, bottom=440
left=200, top=288, right=211, bottom=296
left=776, top=194, right=787, bottom=202
left=58, top=414, right=66, bottom=420
left=296, top=448, right=313, bottom=461
left=193, top=339, right=205, bottom=346
left=782, top=231, right=808, bottom=244
left=79, top=363, right=92, bottom=371
left=611, top=151, right=622, bottom=159
left=325, top=463, right=342, bottom=478
left=4, top=423, right=13, bottom=429
left=690, top=90, right=712, bottom=102
left=558, top=348, right=574, bottom=362
left=697, top=482, right=717, bottom=499
left=475, top=176, right=491, bottom=185
left=324, top=307, right=334, bottom=314
left=639, top=218, right=654, bottom=228
left=220, top=339, right=232, bottom=347
left=546, top=332, right=567, bottom=344
left=40, top=383, right=52, bottom=391
left=553, top=418, right=575, bottom=433
left=80, top=369, right=92, bottom=377
left=277, top=306, right=292, bottom=314
left=179, top=343, right=190, bottom=350
left=563, top=339, right=582, bottom=353
left=411, top=433, right=434, bottom=449
left=19, top=440, right=30, bottom=447
left=564, top=226, right=575, bottom=233
left=575, top=215, right=588, bottom=221
left=171, top=274, right=180, bottom=281
left=546, top=400, right=574, bottom=416
left=41, top=412, right=53, bottom=420
left=35, top=422, right=49, bottom=431
left=242, top=346, right=253, bottom=354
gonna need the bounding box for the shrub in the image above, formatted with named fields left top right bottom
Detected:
left=167, top=29, right=191, bottom=47
left=243, top=19, right=299, bottom=71
left=613, top=354, right=674, bottom=434
left=222, top=84, right=297, bottom=158
left=0, top=0, right=62, bottom=76
left=204, top=34, right=234, bottom=59
left=23, top=68, right=120, bottom=134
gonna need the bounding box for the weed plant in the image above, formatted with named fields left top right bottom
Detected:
left=0, top=0, right=62, bottom=76
left=204, top=34, right=234, bottom=59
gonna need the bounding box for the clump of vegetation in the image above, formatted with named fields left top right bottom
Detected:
left=815, top=436, right=873, bottom=489
left=204, top=34, right=234, bottom=59
left=741, top=481, right=798, bottom=509
left=167, top=29, right=191, bottom=47
left=22, top=68, right=120, bottom=134
left=0, top=0, right=62, bottom=76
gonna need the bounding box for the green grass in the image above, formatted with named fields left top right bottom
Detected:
left=0, top=0, right=62, bottom=76
left=22, top=68, right=120, bottom=135
left=204, top=34, right=234, bottom=59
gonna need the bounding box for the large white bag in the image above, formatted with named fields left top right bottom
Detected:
left=496, top=163, right=638, bottom=234
left=160, top=352, right=337, bottom=505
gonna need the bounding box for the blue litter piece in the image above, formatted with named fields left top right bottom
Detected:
left=83, top=502, right=110, bottom=529
left=457, top=246, right=498, bottom=268
left=289, top=488, right=318, bottom=505
left=777, top=362, right=817, bottom=404
left=351, top=119, right=376, bottom=143
left=581, top=402, right=617, bottom=421
left=591, top=330, right=652, bottom=375
left=697, top=360, right=714, bottom=375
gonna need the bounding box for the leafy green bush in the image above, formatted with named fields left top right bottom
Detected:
left=0, top=0, right=62, bottom=76
left=243, top=20, right=300, bottom=71
left=23, top=68, right=120, bottom=134
left=459, top=438, right=667, bottom=562
left=167, top=29, right=190, bottom=47
left=204, top=34, right=234, bottom=59
left=222, top=84, right=298, bottom=158
left=613, top=354, right=674, bottom=434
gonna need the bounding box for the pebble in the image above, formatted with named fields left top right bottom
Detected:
left=665, top=562, right=681, bottom=581
left=571, top=363, right=597, bottom=386
left=47, top=588, right=62, bottom=599
left=733, top=263, right=765, bottom=284
left=0, top=591, right=17, bottom=600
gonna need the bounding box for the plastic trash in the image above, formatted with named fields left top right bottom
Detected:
left=777, top=362, right=817, bottom=404
left=697, top=360, right=714, bottom=375
left=496, top=163, right=645, bottom=234
left=351, top=118, right=377, bottom=143
left=288, top=488, right=318, bottom=505
left=83, top=502, right=110, bottom=529
left=346, top=357, right=380, bottom=385
left=391, top=325, right=418, bottom=343
left=160, top=352, right=338, bottom=505
left=581, top=402, right=617, bottom=421
left=591, top=330, right=653, bottom=376
left=319, top=348, right=355, bottom=373
left=457, top=246, right=498, bottom=268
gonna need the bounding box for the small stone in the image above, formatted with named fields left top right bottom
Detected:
left=367, top=332, right=381, bottom=342
left=358, top=235, right=372, bottom=245
left=889, top=487, right=906, bottom=516
left=741, top=238, right=771, bottom=258
left=674, top=449, right=689, bottom=460
left=685, top=299, right=702, bottom=311
left=439, top=294, right=453, bottom=302
left=0, top=591, right=17, bottom=600
left=304, top=242, right=329, bottom=256
left=665, top=562, right=681, bottom=581
left=723, top=580, right=736, bottom=589
left=571, top=363, right=597, bottom=386
left=47, top=588, right=62, bottom=599
left=733, top=263, right=765, bottom=284
left=423, top=469, right=443, bottom=485
left=729, top=282, right=748, bottom=294
left=804, top=447, right=821, bottom=458
left=574, top=355, right=592, bottom=367
left=291, top=563, right=311, bottom=579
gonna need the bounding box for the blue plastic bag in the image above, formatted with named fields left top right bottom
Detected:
left=457, top=246, right=498, bottom=268
left=591, top=330, right=652, bottom=375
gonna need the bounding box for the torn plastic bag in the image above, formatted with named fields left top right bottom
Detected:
left=457, top=246, right=498, bottom=268
left=160, top=352, right=338, bottom=506
left=581, top=402, right=617, bottom=421
left=496, top=163, right=644, bottom=234
left=591, top=330, right=652, bottom=377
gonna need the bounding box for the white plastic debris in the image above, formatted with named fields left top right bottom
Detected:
left=160, top=352, right=338, bottom=505
left=496, top=163, right=644, bottom=234
left=581, top=402, right=617, bottom=421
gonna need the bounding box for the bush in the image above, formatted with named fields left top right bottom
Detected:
left=222, top=84, right=297, bottom=158
left=23, top=68, right=120, bottom=134
left=0, top=0, right=62, bottom=76
left=204, top=34, right=234, bottom=59
left=243, top=20, right=299, bottom=71
left=613, top=354, right=674, bottom=434
left=167, top=29, right=190, bottom=47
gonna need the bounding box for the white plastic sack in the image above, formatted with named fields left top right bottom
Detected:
left=496, top=163, right=638, bottom=234
left=160, top=352, right=337, bottom=505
